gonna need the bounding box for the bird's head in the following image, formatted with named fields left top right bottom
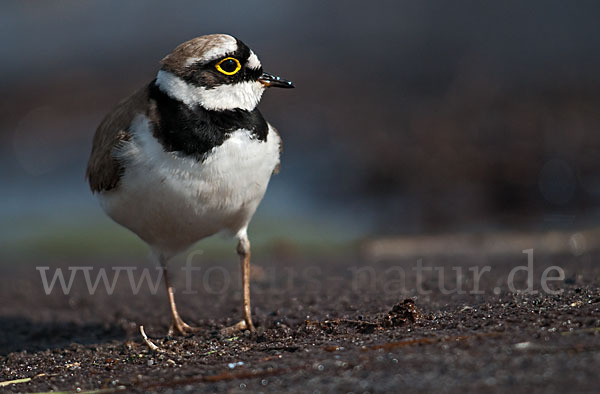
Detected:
left=156, top=34, right=294, bottom=111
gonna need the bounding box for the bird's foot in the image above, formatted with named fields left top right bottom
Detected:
left=220, top=318, right=255, bottom=336
left=140, top=325, right=164, bottom=352
left=168, top=316, right=201, bottom=337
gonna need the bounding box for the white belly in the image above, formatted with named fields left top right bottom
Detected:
left=98, top=114, right=281, bottom=258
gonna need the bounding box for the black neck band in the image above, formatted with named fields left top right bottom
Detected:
left=148, top=81, right=268, bottom=160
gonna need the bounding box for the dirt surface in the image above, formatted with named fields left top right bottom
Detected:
left=1, top=250, right=599, bottom=393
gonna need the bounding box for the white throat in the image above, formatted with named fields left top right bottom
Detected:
left=155, top=70, right=265, bottom=111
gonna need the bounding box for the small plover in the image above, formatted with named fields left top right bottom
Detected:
left=86, top=34, right=293, bottom=335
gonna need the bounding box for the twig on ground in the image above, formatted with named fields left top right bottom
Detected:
left=0, top=377, right=32, bottom=387
left=0, top=373, right=47, bottom=388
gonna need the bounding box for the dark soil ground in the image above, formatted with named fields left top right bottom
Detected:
left=1, top=249, right=599, bottom=393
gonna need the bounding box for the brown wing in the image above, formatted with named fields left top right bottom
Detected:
left=269, top=122, right=283, bottom=174
left=86, top=85, right=151, bottom=193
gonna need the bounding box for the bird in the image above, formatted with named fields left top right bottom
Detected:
left=85, top=34, right=294, bottom=336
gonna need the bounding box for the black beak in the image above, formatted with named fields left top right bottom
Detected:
left=258, top=72, right=295, bottom=88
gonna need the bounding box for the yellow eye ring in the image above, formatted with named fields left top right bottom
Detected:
left=215, top=57, right=241, bottom=75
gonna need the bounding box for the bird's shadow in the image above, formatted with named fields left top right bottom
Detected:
left=0, top=315, right=128, bottom=356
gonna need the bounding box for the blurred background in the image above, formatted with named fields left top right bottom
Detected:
left=2, top=0, right=600, bottom=261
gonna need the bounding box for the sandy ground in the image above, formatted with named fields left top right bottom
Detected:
left=1, top=249, right=599, bottom=392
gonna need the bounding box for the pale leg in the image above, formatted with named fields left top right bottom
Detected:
left=221, top=232, right=255, bottom=334
left=160, top=257, right=200, bottom=336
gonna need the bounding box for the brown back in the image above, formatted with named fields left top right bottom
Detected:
left=85, top=85, right=151, bottom=193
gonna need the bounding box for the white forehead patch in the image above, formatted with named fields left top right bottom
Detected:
left=247, top=50, right=261, bottom=70
left=184, top=35, right=238, bottom=67
left=156, top=70, right=265, bottom=111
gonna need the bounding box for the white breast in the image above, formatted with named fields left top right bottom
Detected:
left=98, top=114, right=281, bottom=259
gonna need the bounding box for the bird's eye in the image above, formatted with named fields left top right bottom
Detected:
left=215, top=57, right=241, bottom=75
